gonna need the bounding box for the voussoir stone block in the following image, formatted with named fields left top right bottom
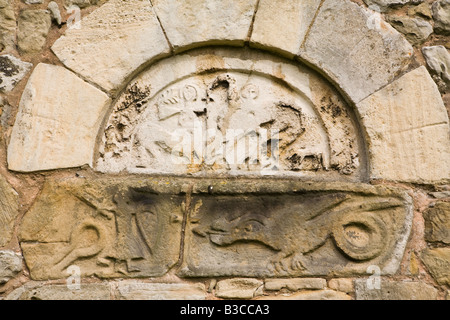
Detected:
left=151, top=0, right=258, bottom=51
left=357, top=66, right=450, bottom=183
left=299, top=0, right=413, bottom=103
left=7, top=63, right=111, bottom=172
left=52, top=0, right=171, bottom=95
left=250, top=0, right=322, bottom=57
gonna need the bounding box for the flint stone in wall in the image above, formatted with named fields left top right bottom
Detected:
left=0, top=55, right=32, bottom=93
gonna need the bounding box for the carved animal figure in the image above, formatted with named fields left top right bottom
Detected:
left=193, top=194, right=402, bottom=274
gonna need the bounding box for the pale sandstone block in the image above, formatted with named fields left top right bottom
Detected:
left=265, top=278, right=326, bottom=291
left=7, top=283, right=111, bottom=300
left=7, top=63, right=111, bottom=172
left=257, top=289, right=352, bottom=300
left=355, top=279, right=438, bottom=300
left=117, top=282, right=206, bottom=300
left=215, top=278, right=263, bottom=299
left=357, top=66, right=450, bottom=183
left=327, top=278, right=354, bottom=293
left=250, top=0, right=322, bottom=57
left=300, top=0, right=413, bottom=103
left=52, top=0, right=171, bottom=95
left=151, top=0, right=258, bottom=51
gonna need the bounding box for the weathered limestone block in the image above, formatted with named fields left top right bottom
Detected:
left=423, top=202, right=450, bottom=244
left=151, top=0, right=258, bottom=51
left=355, top=279, right=438, bottom=300
left=7, top=63, right=111, bottom=172
left=19, top=177, right=183, bottom=280
left=179, top=179, right=412, bottom=278
left=215, top=278, right=263, bottom=299
left=0, top=55, right=33, bottom=93
left=422, top=46, right=450, bottom=88
left=7, top=283, right=110, bottom=300
left=52, top=0, right=171, bottom=94
left=17, top=10, right=51, bottom=54
left=421, top=248, right=450, bottom=286
left=432, top=0, right=450, bottom=35
left=327, top=278, right=354, bottom=293
left=264, top=278, right=326, bottom=291
left=300, top=0, right=413, bottom=103
left=0, top=175, right=19, bottom=247
left=97, top=48, right=363, bottom=181
left=0, top=0, right=16, bottom=53
left=357, top=66, right=450, bottom=183
left=250, top=0, right=322, bottom=57
left=408, top=2, right=432, bottom=19
left=117, top=282, right=206, bottom=300
left=363, top=0, right=424, bottom=12
left=258, top=289, right=352, bottom=300
left=0, top=251, right=22, bottom=284
left=387, top=15, right=432, bottom=45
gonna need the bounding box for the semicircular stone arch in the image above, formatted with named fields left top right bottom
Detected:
left=6, top=0, right=450, bottom=283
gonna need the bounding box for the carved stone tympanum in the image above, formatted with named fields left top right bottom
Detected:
left=96, top=48, right=364, bottom=181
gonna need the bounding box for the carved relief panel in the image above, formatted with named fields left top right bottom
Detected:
left=96, top=48, right=364, bottom=181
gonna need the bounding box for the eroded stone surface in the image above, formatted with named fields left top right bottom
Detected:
left=0, top=0, right=16, bottom=53
left=264, top=278, right=326, bottom=291
left=387, top=15, right=432, bottom=45
left=357, top=66, right=450, bottom=183
left=250, top=0, right=322, bottom=57
left=97, top=48, right=363, bottom=180
left=0, top=55, right=33, bottom=93
left=151, top=0, right=258, bottom=51
left=258, top=289, right=352, bottom=300
left=363, top=0, right=424, bottom=12
left=117, top=282, right=206, bottom=300
left=421, top=248, right=450, bottom=286
left=52, top=0, right=171, bottom=94
left=0, top=251, right=22, bottom=284
left=179, top=180, right=412, bottom=277
left=215, top=278, right=263, bottom=299
left=0, top=175, right=19, bottom=247
left=423, top=202, right=450, bottom=244
left=17, top=10, right=51, bottom=54
left=422, top=46, right=450, bottom=89
left=300, top=0, right=413, bottom=103
left=327, top=278, right=354, bottom=293
left=355, top=279, right=439, bottom=300
left=7, top=63, right=111, bottom=172
left=7, top=283, right=110, bottom=300
left=19, top=177, right=183, bottom=280
left=432, top=0, right=450, bottom=35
